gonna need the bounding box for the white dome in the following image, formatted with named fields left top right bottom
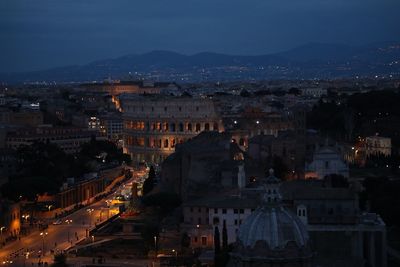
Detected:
left=238, top=205, right=309, bottom=249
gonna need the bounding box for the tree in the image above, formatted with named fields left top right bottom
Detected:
left=222, top=220, right=228, bottom=249
left=142, top=166, right=156, bottom=195
left=214, top=226, right=221, bottom=255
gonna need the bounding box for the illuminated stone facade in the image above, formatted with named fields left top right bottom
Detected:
left=120, top=94, right=224, bottom=164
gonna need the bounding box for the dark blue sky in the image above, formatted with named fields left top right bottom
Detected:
left=1, top=0, right=399, bottom=72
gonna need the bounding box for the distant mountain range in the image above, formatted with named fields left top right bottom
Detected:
left=1, top=42, right=400, bottom=84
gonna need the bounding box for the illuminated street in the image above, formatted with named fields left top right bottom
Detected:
left=0, top=169, right=147, bottom=266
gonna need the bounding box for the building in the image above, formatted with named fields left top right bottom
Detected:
left=182, top=195, right=258, bottom=248
left=0, top=108, right=43, bottom=127
left=230, top=170, right=313, bottom=267
left=120, top=94, right=224, bottom=164
left=281, top=179, right=387, bottom=267
left=364, top=136, right=391, bottom=157
left=99, top=113, right=123, bottom=142
left=248, top=130, right=306, bottom=177
left=181, top=172, right=386, bottom=267
left=57, top=176, right=106, bottom=209
left=80, top=80, right=179, bottom=96
left=0, top=148, right=17, bottom=184
left=161, top=131, right=244, bottom=199
left=224, top=106, right=306, bottom=151
left=0, top=200, right=21, bottom=244
left=5, top=126, right=105, bottom=154
left=301, top=87, right=328, bottom=98
left=305, top=144, right=349, bottom=179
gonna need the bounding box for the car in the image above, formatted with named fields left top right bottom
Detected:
left=52, top=219, right=62, bottom=225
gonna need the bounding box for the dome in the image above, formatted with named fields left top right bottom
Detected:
left=238, top=205, right=309, bottom=249
left=230, top=169, right=313, bottom=266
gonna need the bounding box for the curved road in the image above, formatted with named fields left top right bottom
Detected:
left=0, top=168, right=147, bottom=266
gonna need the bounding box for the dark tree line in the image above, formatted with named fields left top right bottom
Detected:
left=1, top=139, right=131, bottom=201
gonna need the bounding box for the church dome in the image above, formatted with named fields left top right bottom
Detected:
left=230, top=169, right=313, bottom=266
left=238, top=205, right=309, bottom=249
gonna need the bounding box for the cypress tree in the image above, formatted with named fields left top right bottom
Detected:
left=214, top=226, right=221, bottom=255
left=222, top=220, right=228, bottom=249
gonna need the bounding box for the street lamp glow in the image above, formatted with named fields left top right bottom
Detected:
left=40, top=232, right=48, bottom=255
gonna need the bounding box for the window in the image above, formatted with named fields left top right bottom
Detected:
left=325, top=161, right=329, bottom=169
left=194, top=237, right=198, bottom=243
left=204, top=123, right=210, bottom=131
left=239, top=209, right=244, bottom=214
left=198, top=218, right=201, bottom=224
left=198, top=208, right=201, bottom=212
left=222, top=209, right=227, bottom=214
left=171, top=138, right=176, bottom=148
left=164, top=106, right=167, bottom=112
left=179, top=123, right=184, bottom=132
left=190, top=207, right=193, bottom=213
left=164, top=139, right=169, bottom=148
left=187, top=123, right=193, bottom=132
left=234, top=219, right=238, bottom=225
left=239, top=138, right=245, bottom=146
left=234, top=209, right=238, bottom=214
left=214, top=208, right=218, bottom=213
left=179, top=107, right=182, bottom=112
left=201, top=236, right=207, bottom=246
left=195, top=123, right=201, bottom=132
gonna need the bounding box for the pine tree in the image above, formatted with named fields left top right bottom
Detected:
left=214, top=226, right=221, bottom=255
left=222, top=220, right=228, bottom=249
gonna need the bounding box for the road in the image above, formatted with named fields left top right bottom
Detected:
left=0, top=168, right=148, bottom=266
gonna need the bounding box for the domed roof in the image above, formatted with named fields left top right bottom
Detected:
left=237, top=169, right=309, bottom=250
left=238, top=205, right=309, bottom=249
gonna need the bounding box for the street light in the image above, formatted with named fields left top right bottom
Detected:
left=87, top=208, right=94, bottom=226
left=22, top=214, right=30, bottom=222
left=65, top=219, right=72, bottom=243
left=172, top=249, right=178, bottom=267
left=40, top=232, right=48, bottom=255
left=0, top=226, right=5, bottom=245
